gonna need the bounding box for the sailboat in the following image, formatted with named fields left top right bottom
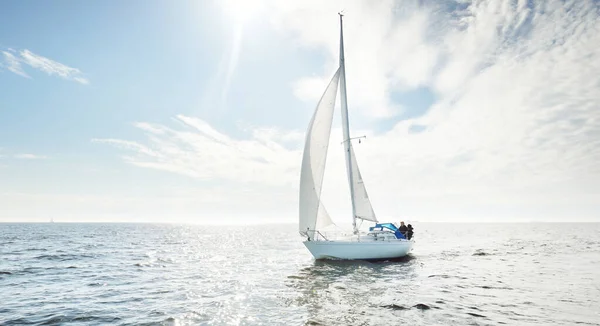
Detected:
left=298, top=13, right=414, bottom=260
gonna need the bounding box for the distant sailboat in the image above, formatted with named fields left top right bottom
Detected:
left=298, top=13, right=414, bottom=260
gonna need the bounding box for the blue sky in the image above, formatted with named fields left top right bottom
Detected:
left=1, top=0, right=599, bottom=223
left=1, top=1, right=322, bottom=192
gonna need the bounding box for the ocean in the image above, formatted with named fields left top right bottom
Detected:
left=1, top=222, right=599, bottom=325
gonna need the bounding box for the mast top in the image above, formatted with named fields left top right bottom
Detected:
left=339, top=11, right=345, bottom=63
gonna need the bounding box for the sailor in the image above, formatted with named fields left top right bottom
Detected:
left=407, top=224, right=414, bottom=240
left=398, top=221, right=408, bottom=237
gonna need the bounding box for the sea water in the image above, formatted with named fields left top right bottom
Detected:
left=1, top=222, right=599, bottom=325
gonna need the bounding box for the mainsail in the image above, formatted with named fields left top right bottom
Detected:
left=298, top=68, right=341, bottom=236
left=338, top=14, right=378, bottom=229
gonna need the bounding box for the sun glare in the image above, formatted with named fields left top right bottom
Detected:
left=222, top=0, right=265, bottom=25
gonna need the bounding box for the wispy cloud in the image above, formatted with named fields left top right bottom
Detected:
left=14, top=153, right=48, bottom=160
left=263, top=0, right=600, bottom=190
left=19, top=49, right=89, bottom=84
left=93, top=115, right=302, bottom=187
left=267, top=0, right=437, bottom=118
left=2, top=50, right=29, bottom=78
left=97, top=0, right=600, bottom=221
left=1, top=48, right=89, bottom=84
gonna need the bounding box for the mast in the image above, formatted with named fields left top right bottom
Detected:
left=338, top=12, right=358, bottom=234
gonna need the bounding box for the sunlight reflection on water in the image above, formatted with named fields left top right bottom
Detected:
left=1, top=222, right=599, bottom=325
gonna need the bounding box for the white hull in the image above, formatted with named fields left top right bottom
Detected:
left=303, top=239, right=414, bottom=260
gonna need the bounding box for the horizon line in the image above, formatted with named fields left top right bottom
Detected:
left=0, top=220, right=598, bottom=225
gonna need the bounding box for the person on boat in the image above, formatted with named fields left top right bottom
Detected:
left=407, top=224, right=414, bottom=240
left=398, top=221, right=408, bottom=237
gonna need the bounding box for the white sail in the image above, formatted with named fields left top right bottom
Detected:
left=298, top=68, right=341, bottom=236
left=349, top=144, right=377, bottom=222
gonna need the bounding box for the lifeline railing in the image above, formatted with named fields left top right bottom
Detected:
left=302, top=230, right=350, bottom=241
left=304, top=229, right=414, bottom=242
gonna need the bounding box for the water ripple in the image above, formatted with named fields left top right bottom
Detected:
left=1, top=222, right=599, bottom=325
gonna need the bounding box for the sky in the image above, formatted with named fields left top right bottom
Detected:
left=1, top=0, right=599, bottom=224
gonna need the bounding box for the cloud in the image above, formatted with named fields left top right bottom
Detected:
left=14, top=153, right=48, bottom=159
left=266, top=0, right=439, bottom=119
left=1, top=48, right=89, bottom=84
left=2, top=50, right=30, bottom=78
left=93, top=115, right=303, bottom=188
left=97, top=0, right=600, bottom=222
left=264, top=0, right=600, bottom=190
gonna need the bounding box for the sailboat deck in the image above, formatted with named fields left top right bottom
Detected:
left=310, top=230, right=412, bottom=243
